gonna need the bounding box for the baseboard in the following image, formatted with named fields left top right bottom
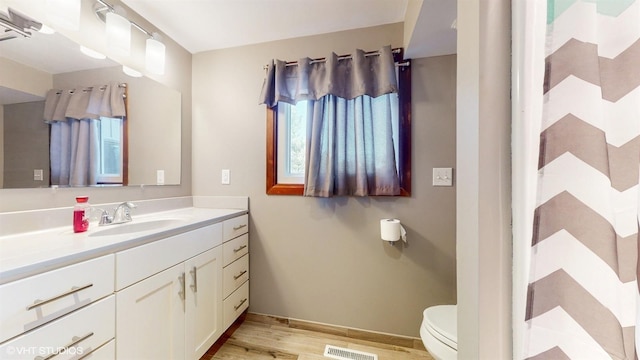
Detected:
left=246, top=312, right=426, bottom=351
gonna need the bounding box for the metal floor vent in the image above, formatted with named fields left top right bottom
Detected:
left=324, top=345, right=378, bottom=360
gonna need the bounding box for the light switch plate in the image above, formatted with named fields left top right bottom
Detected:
left=221, top=169, right=230, bottom=185
left=433, top=168, right=453, bottom=186
left=156, top=170, right=165, bottom=185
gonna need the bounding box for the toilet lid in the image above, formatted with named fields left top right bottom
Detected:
left=424, top=305, right=457, bottom=350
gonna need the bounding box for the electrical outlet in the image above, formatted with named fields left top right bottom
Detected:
left=34, top=169, right=43, bottom=181
left=221, top=169, right=230, bottom=185
left=433, top=168, right=453, bottom=186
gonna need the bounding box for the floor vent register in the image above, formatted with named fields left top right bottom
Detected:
left=324, top=345, right=378, bottom=360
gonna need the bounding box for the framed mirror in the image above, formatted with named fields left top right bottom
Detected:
left=0, top=14, right=181, bottom=189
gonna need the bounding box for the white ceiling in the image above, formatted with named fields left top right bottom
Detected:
left=121, top=0, right=413, bottom=54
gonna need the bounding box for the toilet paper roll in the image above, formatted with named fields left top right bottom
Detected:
left=380, top=219, right=407, bottom=243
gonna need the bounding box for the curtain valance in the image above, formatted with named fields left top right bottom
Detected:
left=259, top=45, right=398, bottom=108
left=43, top=82, right=126, bottom=122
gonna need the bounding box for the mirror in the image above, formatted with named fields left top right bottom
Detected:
left=0, top=16, right=181, bottom=189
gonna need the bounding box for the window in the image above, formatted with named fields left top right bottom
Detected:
left=96, top=116, right=126, bottom=184
left=266, top=51, right=411, bottom=196
left=276, top=101, right=307, bottom=184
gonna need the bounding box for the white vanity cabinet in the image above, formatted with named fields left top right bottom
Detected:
left=115, top=222, right=226, bottom=360
left=0, top=207, right=248, bottom=360
left=221, top=215, right=249, bottom=330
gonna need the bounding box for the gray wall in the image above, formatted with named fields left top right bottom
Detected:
left=192, top=23, right=457, bottom=337
left=2, top=101, right=48, bottom=188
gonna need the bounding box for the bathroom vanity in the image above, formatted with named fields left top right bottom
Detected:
left=0, top=205, right=249, bottom=359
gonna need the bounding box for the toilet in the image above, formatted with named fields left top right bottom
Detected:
left=420, top=305, right=457, bottom=360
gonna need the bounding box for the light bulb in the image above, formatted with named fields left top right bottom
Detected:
left=106, top=11, right=130, bottom=56
left=122, top=66, right=142, bottom=78
left=45, top=0, right=81, bottom=31
left=80, top=46, right=106, bottom=59
left=145, top=38, right=165, bottom=75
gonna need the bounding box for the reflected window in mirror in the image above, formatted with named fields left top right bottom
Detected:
left=97, top=116, right=125, bottom=185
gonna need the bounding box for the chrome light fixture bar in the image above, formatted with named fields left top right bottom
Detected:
left=0, top=8, right=43, bottom=40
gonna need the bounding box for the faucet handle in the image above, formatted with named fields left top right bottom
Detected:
left=98, top=209, right=113, bottom=225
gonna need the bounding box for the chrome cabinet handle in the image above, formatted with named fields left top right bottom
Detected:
left=233, top=270, right=247, bottom=280
left=233, top=245, right=247, bottom=253
left=233, top=224, right=247, bottom=231
left=26, top=284, right=94, bottom=311
left=190, top=266, right=197, bottom=293
left=178, top=273, right=186, bottom=300
left=234, top=298, right=247, bottom=311
left=35, top=332, right=94, bottom=360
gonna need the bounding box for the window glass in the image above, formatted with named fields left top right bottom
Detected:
left=97, top=116, right=123, bottom=183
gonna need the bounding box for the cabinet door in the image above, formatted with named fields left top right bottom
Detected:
left=185, top=247, right=223, bottom=360
left=116, top=263, right=185, bottom=360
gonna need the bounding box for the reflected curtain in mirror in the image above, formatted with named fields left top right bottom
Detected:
left=43, top=82, right=126, bottom=186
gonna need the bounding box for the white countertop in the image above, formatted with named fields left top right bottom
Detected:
left=0, top=207, right=247, bottom=285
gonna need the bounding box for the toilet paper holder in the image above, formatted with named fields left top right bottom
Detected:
left=380, top=218, right=407, bottom=245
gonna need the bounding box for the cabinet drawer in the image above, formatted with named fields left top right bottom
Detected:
left=116, top=224, right=222, bottom=290
left=0, top=295, right=115, bottom=360
left=223, top=255, right=249, bottom=299
left=223, top=281, right=249, bottom=330
left=80, top=339, right=115, bottom=360
left=223, top=215, right=248, bottom=242
left=222, top=234, right=248, bottom=266
left=0, top=255, right=114, bottom=343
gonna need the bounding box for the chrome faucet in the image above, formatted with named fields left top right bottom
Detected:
left=99, top=201, right=137, bottom=226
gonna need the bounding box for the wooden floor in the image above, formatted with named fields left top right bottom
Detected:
left=202, top=313, right=434, bottom=360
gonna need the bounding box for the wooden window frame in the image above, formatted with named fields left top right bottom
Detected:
left=266, top=50, right=411, bottom=196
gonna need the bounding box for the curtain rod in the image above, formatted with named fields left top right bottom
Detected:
left=54, top=83, right=127, bottom=95
left=263, top=48, right=409, bottom=70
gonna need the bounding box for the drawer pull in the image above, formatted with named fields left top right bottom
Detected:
left=233, top=270, right=248, bottom=280
left=35, top=332, right=94, bottom=360
left=190, top=266, right=198, bottom=293
left=26, top=284, right=94, bottom=311
left=178, top=273, right=186, bottom=300
left=234, top=298, right=248, bottom=311
left=233, top=224, right=247, bottom=231
left=233, top=245, right=248, bottom=253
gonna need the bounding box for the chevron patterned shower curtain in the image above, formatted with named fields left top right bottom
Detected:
left=524, top=1, right=640, bottom=359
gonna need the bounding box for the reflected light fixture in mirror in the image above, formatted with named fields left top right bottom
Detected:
left=39, top=24, right=56, bottom=34
left=106, top=8, right=130, bottom=56
left=122, top=65, right=142, bottom=77
left=146, top=35, right=165, bottom=75
left=80, top=45, right=106, bottom=59
left=45, top=0, right=81, bottom=31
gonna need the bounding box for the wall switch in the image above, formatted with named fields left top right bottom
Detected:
left=156, top=170, right=165, bottom=185
left=433, top=168, right=453, bottom=186
left=34, top=169, right=43, bottom=181
left=221, top=169, right=230, bottom=185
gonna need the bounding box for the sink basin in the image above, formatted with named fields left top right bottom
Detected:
left=89, top=219, right=184, bottom=237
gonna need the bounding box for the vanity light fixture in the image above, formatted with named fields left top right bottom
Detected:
left=94, top=0, right=166, bottom=75
left=106, top=8, right=131, bottom=56
left=45, top=0, right=81, bottom=31
left=122, top=65, right=142, bottom=78
left=145, top=35, right=166, bottom=75
left=80, top=45, right=107, bottom=59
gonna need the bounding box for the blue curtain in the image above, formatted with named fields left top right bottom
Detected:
left=260, top=46, right=400, bottom=197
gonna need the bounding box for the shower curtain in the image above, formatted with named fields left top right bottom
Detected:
left=522, top=1, right=640, bottom=359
